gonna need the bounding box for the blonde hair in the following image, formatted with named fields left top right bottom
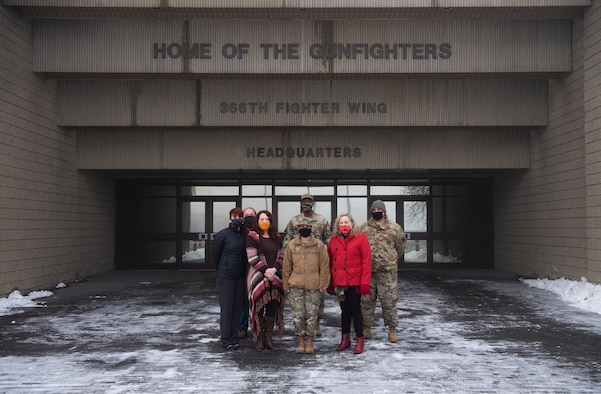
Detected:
left=331, top=212, right=361, bottom=237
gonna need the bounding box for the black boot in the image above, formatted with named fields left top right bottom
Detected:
left=255, top=317, right=265, bottom=352
left=264, top=316, right=279, bottom=350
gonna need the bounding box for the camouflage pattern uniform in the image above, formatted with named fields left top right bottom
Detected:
left=284, top=213, right=331, bottom=246
left=360, top=217, right=406, bottom=330
left=284, top=208, right=331, bottom=334
left=287, top=288, right=323, bottom=336
left=283, top=235, right=330, bottom=337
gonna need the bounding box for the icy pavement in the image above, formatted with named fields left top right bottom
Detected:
left=1, top=270, right=600, bottom=393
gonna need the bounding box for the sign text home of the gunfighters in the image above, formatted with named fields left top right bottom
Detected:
left=153, top=42, right=453, bottom=60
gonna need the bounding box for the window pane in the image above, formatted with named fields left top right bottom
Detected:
left=242, top=185, right=272, bottom=196
left=314, top=201, right=332, bottom=228
left=337, top=185, right=367, bottom=196
left=433, top=197, right=462, bottom=232
left=182, top=240, right=205, bottom=264
left=242, top=197, right=272, bottom=213
left=278, top=201, right=300, bottom=232
left=337, top=197, right=368, bottom=226
left=148, top=198, right=176, bottom=233
left=371, top=185, right=429, bottom=195
left=153, top=242, right=177, bottom=264
left=275, top=186, right=334, bottom=196
left=407, top=186, right=430, bottom=195
left=213, top=201, right=237, bottom=232
left=183, top=186, right=239, bottom=196
left=142, top=184, right=176, bottom=196
left=183, top=201, right=205, bottom=233
left=371, top=186, right=406, bottom=195
left=432, top=184, right=467, bottom=196
left=433, top=240, right=462, bottom=262
left=404, top=240, right=427, bottom=263
left=404, top=201, right=427, bottom=232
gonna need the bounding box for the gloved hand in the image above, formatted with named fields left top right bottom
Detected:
left=327, top=285, right=335, bottom=295
left=359, top=284, right=370, bottom=295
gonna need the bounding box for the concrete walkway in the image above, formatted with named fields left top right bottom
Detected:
left=1, top=269, right=600, bottom=393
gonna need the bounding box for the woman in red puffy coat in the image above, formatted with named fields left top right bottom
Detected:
left=327, top=213, right=372, bottom=354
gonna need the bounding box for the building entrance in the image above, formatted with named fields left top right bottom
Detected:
left=115, top=176, right=493, bottom=270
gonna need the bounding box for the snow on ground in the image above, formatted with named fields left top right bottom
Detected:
left=0, top=274, right=600, bottom=393
left=3, top=276, right=600, bottom=317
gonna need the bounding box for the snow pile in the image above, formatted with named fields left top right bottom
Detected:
left=521, top=277, right=601, bottom=315
left=0, top=289, right=53, bottom=316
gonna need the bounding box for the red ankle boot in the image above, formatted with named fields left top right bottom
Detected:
left=336, top=333, right=351, bottom=351
left=353, top=336, right=365, bottom=354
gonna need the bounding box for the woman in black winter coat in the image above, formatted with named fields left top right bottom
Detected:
left=213, top=207, right=248, bottom=350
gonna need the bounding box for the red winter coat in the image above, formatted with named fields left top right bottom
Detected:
left=327, top=232, right=372, bottom=288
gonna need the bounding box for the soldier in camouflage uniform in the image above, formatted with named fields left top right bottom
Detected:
left=284, top=194, right=331, bottom=246
left=360, top=200, right=406, bottom=343
left=282, top=222, right=330, bottom=353
left=284, top=194, right=331, bottom=336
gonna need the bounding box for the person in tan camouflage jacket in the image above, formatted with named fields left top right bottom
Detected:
left=282, top=222, right=330, bottom=354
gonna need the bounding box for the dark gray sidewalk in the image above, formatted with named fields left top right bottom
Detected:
left=1, top=269, right=600, bottom=393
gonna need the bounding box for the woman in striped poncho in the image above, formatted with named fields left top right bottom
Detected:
left=245, top=210, right=285, bottom=351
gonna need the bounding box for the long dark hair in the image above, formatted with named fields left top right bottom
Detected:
left=253, top=210, right=280, bottom=239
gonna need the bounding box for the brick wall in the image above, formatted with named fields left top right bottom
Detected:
left=583, top=0, right=601, bottom=283
left=494, top=15, right=592, bottom=281
left=0, top=5, right=115, bottom=296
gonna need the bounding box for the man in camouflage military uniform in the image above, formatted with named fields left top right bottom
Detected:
left=360, top=200, right=406, bottom=343
left=284, top=194, right=331, bottom=246
left=284, top=194, right=331, bottom=336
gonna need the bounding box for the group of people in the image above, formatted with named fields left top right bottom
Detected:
left=212, top=194, right=406, bottom=355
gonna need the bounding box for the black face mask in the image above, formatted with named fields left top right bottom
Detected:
left=372, top=211, right=384, bottom=221
left=231, top=218, right=244, bottom=229
left=299, top=228, right=312, bottom=238
left=244, top=216, right=255, bottom=227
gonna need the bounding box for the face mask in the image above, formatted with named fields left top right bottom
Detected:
left=301, top=203, right=314, bottom=211
left=372, top=211, right=384, bottom=221
left=244, top=216, right=255, bottom=227
left=258, top=221, right=271, bottom=231
left=299, top=228, right=312, bottom=238
left=339, top=225, right=351, bottom=235
left=231, top=218, right=244, bottom=228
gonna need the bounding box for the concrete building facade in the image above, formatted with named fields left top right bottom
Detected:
left=1, top=1, right=600, bottom=295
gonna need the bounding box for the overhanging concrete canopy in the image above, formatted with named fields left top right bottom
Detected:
left=1, top=0, right=590, bottom=20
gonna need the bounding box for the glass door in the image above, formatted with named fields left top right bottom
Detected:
left=181, top=199, right=237, bottom=268
left=401, top=199, right=429, bottom=266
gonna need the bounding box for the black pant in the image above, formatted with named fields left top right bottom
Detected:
left=217, top=277, right=245, bottom=346
left=340, top=286, right=364, bottom=337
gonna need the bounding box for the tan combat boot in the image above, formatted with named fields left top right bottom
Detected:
left=295, top=336, right=305, bottom=353
left=305, top=336, right=314, bottom=354
left=363, top=326, right=372, bottom=339
left=388, top=326, right=398, bottom=343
